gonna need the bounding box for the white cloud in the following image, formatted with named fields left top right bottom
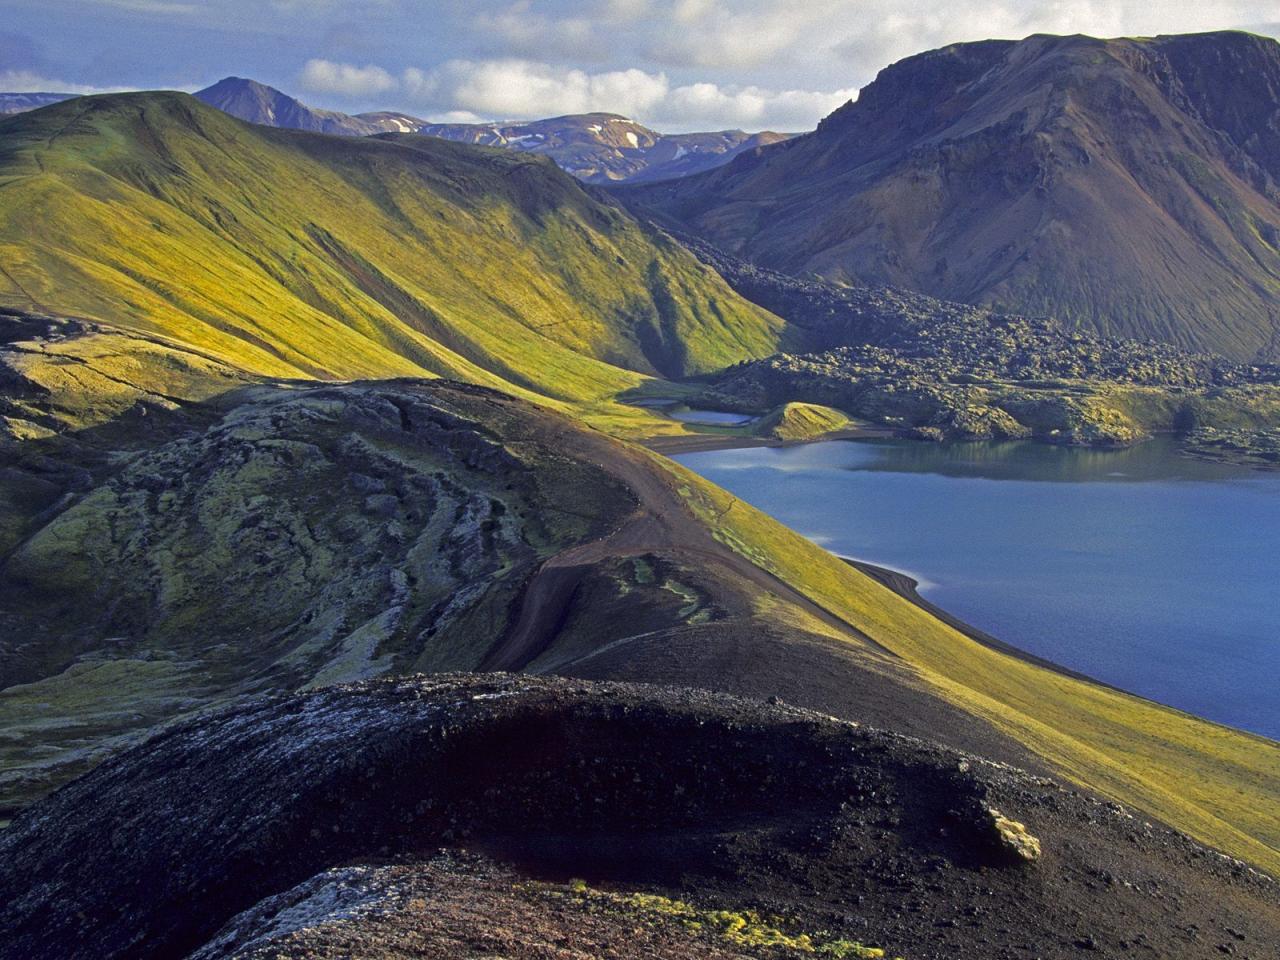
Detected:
left=603, top=0, right=653, bottom=17
left=400, top=66, right=438, bottom=101
left=387, top=57, right=855, bottom=130
left=428, top=59, right=670, bottom=119
left=475, top=2, right=598, bottom=58
left=665, top=81, right=858, bottom=129
left=651, top=0, right=834, bottom=68
left=429, top=109, right=488, bottom=124
left=275, top=1, right=1280, bottom=131
left=609, top=0, right=1280, bottom=81
left=700, top=1, right=1278, bottom=77
left=299, top=58, right=396, bottom=97
left=0, top=69, right=127, bottom=95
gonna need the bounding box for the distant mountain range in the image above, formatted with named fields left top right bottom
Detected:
left=191, top=76, right=789, bottom=183
left=624, top=31, right=1280, bottom=361
left=0, top=77, right=790, bottom=185
left=393, top=113, right=790, bottom=184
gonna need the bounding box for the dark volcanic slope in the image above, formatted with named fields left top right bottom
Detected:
left=1, top=675, right=1275, bottom=960
left=0, top=325, right=1014, bottom=811
left=625, top=31, right=1280, bottom=360
left=676, top=234, right=1280, bottom=444
left=676, top=232, right=1256, bottom=383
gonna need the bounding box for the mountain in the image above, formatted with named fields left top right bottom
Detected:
left=193, top=76, right=382, bottom=135
left=368, top=111, right=793, bottom=184
left=0, top=92, right=783, bottom=422
left=676, top=235, right=1280, bottom=448
left=622, top=31, right=1280, bottom=361
left=0, top=92, right=77, bottom=115
left=2, top=318, right=1278, bottom=879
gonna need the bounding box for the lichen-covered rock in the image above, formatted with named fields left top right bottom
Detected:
left=986, top=807, right=1042, bottom=863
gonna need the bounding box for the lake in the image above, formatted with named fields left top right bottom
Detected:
left=675, top=438, right=1280, bottom=740
left=667, top=409, right=758, bottom=426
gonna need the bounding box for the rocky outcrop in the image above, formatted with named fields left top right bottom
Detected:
left=1182, top=426, right=1280, bottom=468
left=0, top=375, right=635, bottom=809
left=675, top=236, right=1280, bottom=445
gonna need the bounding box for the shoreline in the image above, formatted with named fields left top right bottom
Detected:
left=640, top=416, right=1280, bottom=473
left=648, top=420, right=1280, bottom=739
left=640, top=425, right=1100, bottom=683
left=843, top=557, right=1110, bottom=688
left=845, top=556, right=1280, bottom=744
left=639, top=421, right=1125, bottom=690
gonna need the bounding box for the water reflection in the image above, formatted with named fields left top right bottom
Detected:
left=846, top=437, right=1263, bottom=484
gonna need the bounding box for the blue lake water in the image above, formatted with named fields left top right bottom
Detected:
left=675, top=438, right=1280, bottom=740
left=667, top=409, right=758, bottom=426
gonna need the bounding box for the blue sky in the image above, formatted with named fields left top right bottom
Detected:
left=3, top=1, right=1279, bottom=131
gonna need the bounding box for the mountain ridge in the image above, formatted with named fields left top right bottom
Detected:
left=395, top=111, right=792, bottom=184
left=194, top=75, right=383, bottom=135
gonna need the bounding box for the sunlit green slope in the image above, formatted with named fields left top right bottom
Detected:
left=0, top=93, right=783, bottom=412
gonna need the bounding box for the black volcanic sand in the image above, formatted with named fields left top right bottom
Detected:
left=1, top=675, right=1274, bottom=960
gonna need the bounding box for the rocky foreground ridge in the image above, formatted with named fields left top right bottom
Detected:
left=1, top=675, right=1275, bottom=960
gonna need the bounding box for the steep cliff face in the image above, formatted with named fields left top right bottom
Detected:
left=625, top=32, right=1280, bottom=360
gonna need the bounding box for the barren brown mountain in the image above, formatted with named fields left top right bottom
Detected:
left=623, top=31, right=1280, bottom=360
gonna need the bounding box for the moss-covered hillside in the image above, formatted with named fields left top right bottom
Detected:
left=0, top=93, right=782, bottom=417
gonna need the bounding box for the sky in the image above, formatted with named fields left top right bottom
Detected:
left=2, top=1, right=1279, bottom=132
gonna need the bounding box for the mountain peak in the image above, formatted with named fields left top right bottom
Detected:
left=193, top=75, right=380, bottom=135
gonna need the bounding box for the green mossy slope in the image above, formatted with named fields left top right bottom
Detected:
left=0, top=93, right=782, bottom=411
left=756, top=402, right=854, bottom=441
